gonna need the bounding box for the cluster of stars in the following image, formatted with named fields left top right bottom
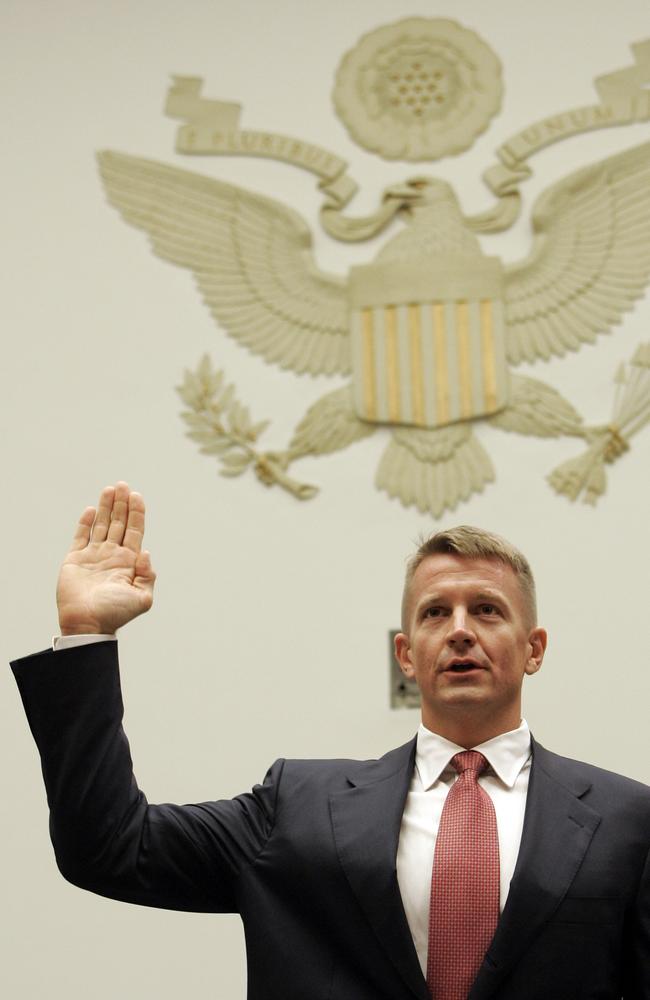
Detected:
left=384, top=59, right=453, bottom=119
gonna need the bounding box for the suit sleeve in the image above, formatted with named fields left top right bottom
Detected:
left=623, top=840, right=650, bottom=999
left=10, top=641, right=282, bottom=913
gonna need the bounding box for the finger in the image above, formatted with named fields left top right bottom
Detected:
left=69, top=506, right=96, bottom=551
left=91, top=486, right=116, bottom=542
left=122, top=491, right=146, bottom=553
left=107, top=481, right=131, bottom=545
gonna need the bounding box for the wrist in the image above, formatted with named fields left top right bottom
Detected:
left=57, top=602, right=110, bottom=636
left=58, top=611, right=110, bottom=636
left=59, top=625, right=108, bottom=636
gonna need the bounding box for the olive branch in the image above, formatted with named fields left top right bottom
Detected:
left=176, top=355, right=317, bottom=499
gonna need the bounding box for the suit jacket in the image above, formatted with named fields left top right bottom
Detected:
left=11, top=641, right=650, bottom=999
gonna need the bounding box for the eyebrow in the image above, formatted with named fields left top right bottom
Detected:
left=474, top=591, right=506, bottom=604
left=416, top=588, right=509, bottom=611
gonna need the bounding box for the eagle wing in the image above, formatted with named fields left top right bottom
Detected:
left=504, top=141, right=650, bottom=365
left=97, top=151, right=349, bottom=376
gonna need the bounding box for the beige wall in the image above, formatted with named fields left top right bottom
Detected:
left=2, top=1, right=649, bottom=996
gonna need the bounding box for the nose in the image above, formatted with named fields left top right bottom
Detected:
left=447, top=609, right=476, bottom=648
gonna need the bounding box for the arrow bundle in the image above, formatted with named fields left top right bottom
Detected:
left=548, top=343, right=650, bottom=504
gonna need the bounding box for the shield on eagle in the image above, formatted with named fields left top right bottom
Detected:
left=349, top=255, right=509, bottom=428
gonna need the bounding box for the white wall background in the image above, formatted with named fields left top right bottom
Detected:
left=2, top=1, right=649, bottom=997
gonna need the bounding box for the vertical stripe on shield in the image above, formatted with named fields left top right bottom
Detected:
left=456, top=301, right=472, bottom=419
left=432, top=303, right=449, bottom=425
left=408, top=305, right=425, bottom=425
left=480, top=299, right=498, bottom=412
left=385, top=306, right=400, bottom=422
left=360, top=307, right=376, bottom=420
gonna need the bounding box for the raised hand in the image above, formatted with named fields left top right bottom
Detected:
left=56, top=482, right=156, bottom=635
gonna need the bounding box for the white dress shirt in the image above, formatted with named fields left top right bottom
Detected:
left=53, top=634, right=117, bottom=650
left=53, top=635, right=531, bottom=979
left=397, top=721, right=532, bottom=977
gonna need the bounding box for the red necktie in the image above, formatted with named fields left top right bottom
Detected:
left=426, top=751, right=500, bottom=1000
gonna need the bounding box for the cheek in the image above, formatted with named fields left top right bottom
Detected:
left=414, top=637, right=442, bottom=667
left=497, top=647, right=529, bottom=678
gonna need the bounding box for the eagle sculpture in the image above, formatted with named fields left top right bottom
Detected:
left=98, top=143, right=650, bottom=515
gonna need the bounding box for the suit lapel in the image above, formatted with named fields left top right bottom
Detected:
left=329, top=738, right=430, bottom=1000
left=469, top=737, right=602, bottom=999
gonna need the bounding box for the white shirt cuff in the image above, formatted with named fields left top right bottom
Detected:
left=53, top=634, right=117, bottom=651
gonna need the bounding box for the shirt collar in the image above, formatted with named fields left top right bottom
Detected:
left=414, top=719, right=532, bottom=790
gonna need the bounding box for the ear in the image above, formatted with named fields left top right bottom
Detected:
left=394, top=632, right=415, bottom=679
left=524, top=627, right=547, bottom=676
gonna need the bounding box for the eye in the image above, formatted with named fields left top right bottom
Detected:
left=423, top=605, right=446, bottom=619
left=476, top=603, right=499, bottom=616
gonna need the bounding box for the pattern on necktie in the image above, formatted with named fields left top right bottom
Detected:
left=426, top=750, right=500, bottom=1000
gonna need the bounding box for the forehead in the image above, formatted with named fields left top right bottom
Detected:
left=409, top=554, right=524, bottom=608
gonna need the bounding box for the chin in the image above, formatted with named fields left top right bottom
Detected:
left=439, top=688, right=487, bottom=705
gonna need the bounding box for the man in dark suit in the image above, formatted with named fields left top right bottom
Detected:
left=11, top=482, right=650, bottom=998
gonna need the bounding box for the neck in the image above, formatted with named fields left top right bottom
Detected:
left=420, top=707, right=522, bottom=749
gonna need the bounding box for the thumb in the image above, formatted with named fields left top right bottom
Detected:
left=134, top=550, right=156, bottom=590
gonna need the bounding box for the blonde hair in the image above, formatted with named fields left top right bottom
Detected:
left=401, top=525, right=537, bottom=630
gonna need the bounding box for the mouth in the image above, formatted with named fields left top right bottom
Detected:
left=444, top=660, right=485, bottom=675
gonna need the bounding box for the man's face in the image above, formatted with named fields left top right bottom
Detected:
left=394, top=554, right=547, bottom=735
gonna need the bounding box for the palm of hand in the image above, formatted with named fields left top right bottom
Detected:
left=58, top=543, right=150, bottom=634
left=57, top=484, right=155, bottom=635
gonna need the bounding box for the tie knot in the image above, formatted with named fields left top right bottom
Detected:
left=451, top=750, right=489, bottom=777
